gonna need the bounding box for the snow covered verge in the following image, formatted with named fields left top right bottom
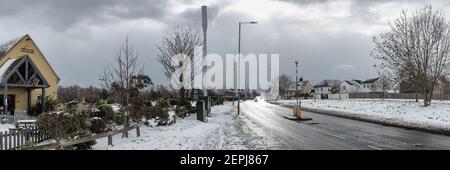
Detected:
left=273, top=99, right=450, bottom=134
left=93, top=103, right=281, bottom=150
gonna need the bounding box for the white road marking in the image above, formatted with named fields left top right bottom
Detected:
left=368, top=145, right=383, bottom=150
left=311, top=127, right=346, bottom=140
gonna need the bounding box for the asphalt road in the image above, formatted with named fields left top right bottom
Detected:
left=239, top=100, right=450, bottom=150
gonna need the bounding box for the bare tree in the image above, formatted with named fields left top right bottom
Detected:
left=157, top=27, right=201, bottom=87
left=375, top=69, right=394, bottom=99
left=278, top=74, right=292, bottom=99
left=100, top=36, right=142, bottom=137
left=372, top=5, right=450, bottom=106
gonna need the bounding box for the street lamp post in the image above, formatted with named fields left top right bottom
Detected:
left=295, top=61, right=299, bottom=107
left=237, top=21, right=257, bottom=115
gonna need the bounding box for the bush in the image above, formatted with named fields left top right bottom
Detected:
left=169, top=99, right=177, bottom=106
left=46, top=98, right=60, bottom=112
left=36, top=101, right=116, bottom=149
left=97, top=104, right=114, bottom=121
left=36, top=111, right=82, bottom=141
left=156, top=98, right=170, bottom=109
left=95, top=99, right=107, bottom=107
left=175, top=105, right=188, bottom=118
left=90, top=118, right=106, bottom=134
left=177, top=99, right=192, bottom=108
left=89, top=107, right=102, bottom=117
left=112, top=113, right=125, bottom=125
left=146, top=105, right=175, bottom=126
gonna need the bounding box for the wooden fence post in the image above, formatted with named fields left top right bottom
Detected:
left=5, top=132, right=8, bottom=150
left=108, top=135, right=113, bottom=146
left=20, top=131, right=24, bottom=147
left=16, top=131, right=19, bottom=149
left=12, top=131, right=16, bottom=149
left=9, top=131, right=12, bottom=149
left=136, top=126, right=140, bottom=137
left=33, top=127, right=36, bottom=143
left=0, top=131, right=3, bottom=150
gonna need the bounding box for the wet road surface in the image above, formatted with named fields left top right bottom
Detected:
left=239, top=100, right=450, bottom=150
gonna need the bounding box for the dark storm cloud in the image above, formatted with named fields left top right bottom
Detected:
left=0, top=0, right=170, bottom=31
left=0, top=0, right=449, bottom=86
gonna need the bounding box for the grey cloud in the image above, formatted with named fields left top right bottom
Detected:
left=0, top=0, right=170, bottom=31
left=0, top=0, right=449, bottom=87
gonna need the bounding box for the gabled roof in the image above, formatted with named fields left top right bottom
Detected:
left=0, top=34, right=60, bottom=82
left=352, top=79, right=362, bottom=84
left=288, top=80, right=312, bottom=90
left=0, top=57, right=20, bottom=80
left=314, top=80, right=342, bottom=88
left=0, top=35, right=26, bottom=59
left=0, top=56, right=50, bottom=87
left=343, top=80, right=355, bottom=86
left=362, top=77, right=379, bottom=84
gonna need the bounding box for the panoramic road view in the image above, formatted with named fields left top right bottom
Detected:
left=3, top=0, right=450, bottom=169
left=240, top=100, right=450, bottom=150
left=1, top=0, right=450, bottom=154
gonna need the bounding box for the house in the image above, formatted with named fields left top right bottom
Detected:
left=340, top=80, right=360, bottom=93
left=359, top=78, right=383, bottom=93
left=313, top=80, right=342, bottom=94
left=287, top=81, right=314, bottom=97
left=0, top=35, right=60, bottom=116
left=299, top=81, right=314, bottom=95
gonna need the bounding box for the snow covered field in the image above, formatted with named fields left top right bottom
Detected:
left=276, top=99, right=450, bottom=131
left=93, top=103, right=282, bottom=150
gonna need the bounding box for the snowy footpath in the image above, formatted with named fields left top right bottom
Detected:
left=275, top=99, right=450, bottom=133
left=93, top=103, right=282, bottom=150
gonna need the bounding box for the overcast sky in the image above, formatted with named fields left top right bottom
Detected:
left=1, top=0, right=450, bottom=87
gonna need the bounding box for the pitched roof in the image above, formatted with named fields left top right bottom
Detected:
left=288, top=80, right=312, bottom=90
left=352, top=79, right=363, bottom=84
left=0, top=35, right=26, bottom=59
left=0, top=56, right=49, bottom=87
left=0, top=35, right=60, bottom=82
left=0, top=57, right=20, bottom=79
left=343, top=80, right=355, bottom=85
left=314, top=80, right=342, bottom=88
left=362, top=77, right=379, bottom=84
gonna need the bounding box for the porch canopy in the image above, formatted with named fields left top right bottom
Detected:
left=0, top=55, right=49, bottom=115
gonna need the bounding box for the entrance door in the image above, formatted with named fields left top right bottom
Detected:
left=0, top=95, right=16, bottom=115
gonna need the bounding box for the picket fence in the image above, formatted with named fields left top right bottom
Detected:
left=0, top=127, right=50, bottom=150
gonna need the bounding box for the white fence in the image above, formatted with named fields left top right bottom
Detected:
left=314, top=93, right=349, bottom=100
left=349, top=93, right=450, bottom=100
left=1, top=115, right=36, bottom=124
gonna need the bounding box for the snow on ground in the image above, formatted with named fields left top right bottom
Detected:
left=93, top=102, right=282, bottom=150
left=276, top=99, right=450, bottom=130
